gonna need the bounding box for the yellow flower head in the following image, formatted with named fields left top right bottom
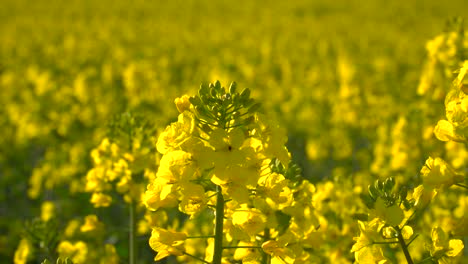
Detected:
left=178, top=182, right=207, bottom=217
left=254, top=114, right=290, bottom=167
left=351, top=219, right=385, bottom=253
left=261, top=240, right=295, bottom=264
left=64, top=219, right=81, bottom=238
left=14, top=239, right=32, bottom=264
left=420, top=157, right=463, bottom=189
left=456, top=60, right=468, bottom=92
left=85, top=168, right=108, bottom=193
left=149, top=228, right=187, bottom=261
left=143, top=178, right=178, bottom=211
left=100, top=244, right=119, bottom=264
left=80, top=214, right=103, bottom=233
left=429, top=227, right=464, bottom=260
left=257, top=173, right=293, bottom=208
left=372, top=198, right=404, bottom=226
left=434, top=120, right=460, bottom=142
left=412, top=184, right=437, bottom=207
left=156, top=112, right=195, bottom=154
left=234, top=241, right=262, bottom=263
left=174, top=94, right=191, bottom=113
left=232, top=207, right=266, bottom=237
left=354, top=245, right=389, bottom=264
left=57, top=241, right=88, bottom=264
left=90, top=192, right=112, bottom=207
left=41, top=201, right=55, bottom=222
left=157, top=150, right=196, bottom=183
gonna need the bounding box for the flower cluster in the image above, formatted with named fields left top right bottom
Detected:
left=85, top=113, right=157, bottom=207
left=143, top=81, right=318, bottom=263
left=434, top=61, right=468, bottom=142
left=418, top=18, right=466, bottom=100
left=352, top=63, right=468, bottom=264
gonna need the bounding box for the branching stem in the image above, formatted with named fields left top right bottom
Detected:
left=396, top=226, right=414, bottom=264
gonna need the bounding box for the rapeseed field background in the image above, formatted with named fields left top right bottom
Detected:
left=1, top=0, right=467, bottom=263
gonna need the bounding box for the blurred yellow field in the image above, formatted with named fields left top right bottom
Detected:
left=1, top=1, right=467, bottom=263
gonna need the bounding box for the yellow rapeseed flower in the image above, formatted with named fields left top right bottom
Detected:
left=99, top=244, right=119, bottom=264
left=429, top=227, right=464, bottom=261
left=232, top=207, right=266, bottom=237
left=40, top=201, right=55, bottom=222
left=372, top=198, right=404, bottom=226
left=149, top=228, right=187, bottom=261
left=80, top=214, right=103, bottom=233
left=174, top=94, right=191, bottom=113
left=434, top=120, right=458, bottom=142
left=13, top=239, right=32, bottom=264
left=261, top=240, right=295, bottom=264
left=57, top=240, right=88, bottom=264
left=420, top=157, right=463, bottom=189
left=178, top=182, right=207, bottom=217
left=156, top=112, right=194, bottom=154
left=234, top=241, right=261, bottom=263
left=90, top=192, right=112, bottom=207
left=143, top=178, right=178, bottom=211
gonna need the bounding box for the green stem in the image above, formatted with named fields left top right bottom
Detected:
left=262, top=228, right=271, bottom=264
left=372, top=241, right=399, bottom=245
left=129, top=201, right=136, bottom=264
left=186, top=235, right=216, bottom=239
left=184, top=252, right=211, bottom=264
left=396, top=226, right=413, bottom=264
left=223, top=246, right=262, bottom=249
left=212, top=185, right=225, bottom=264
left=455, top=183, right=468, bottom=189
left=406, top=234, right=419, bottom=247
left=415, top=256, right=435, bottom=264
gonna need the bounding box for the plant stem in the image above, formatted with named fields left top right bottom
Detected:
left=261, top=228, right=271, bottom=264
left=129, top=200, right=136, bottom=264
left=415, top=256, right=435, bottom=264
left=223, top=246, right=262, bottom=249
left=184, top=252, right=211, bottom=264
left=455, top=183, right=468, bottom=189
left=186, top=235, right=216, bottom=239
left=212, top=185, right=225, bottom=264
left=396, top=226, right=413, bottom=264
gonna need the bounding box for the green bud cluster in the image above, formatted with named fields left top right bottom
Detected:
left=189, top=81, right=260, bottom=131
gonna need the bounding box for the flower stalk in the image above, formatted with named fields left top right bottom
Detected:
left=213, top=185, right=225, bottom=264
left=129, top=200, right=136, bottom=264
left=396, top=226, right=413, bottom=264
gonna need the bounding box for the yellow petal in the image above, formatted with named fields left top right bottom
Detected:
left=434, top=120, right=455, bottom=142
left=446, top=239, right=464, bottom=257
